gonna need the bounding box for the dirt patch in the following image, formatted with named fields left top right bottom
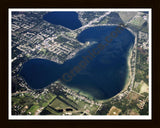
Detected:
left=107, top=106, right=122, bottom=115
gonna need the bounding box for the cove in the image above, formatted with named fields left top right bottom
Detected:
left=20, top=26, right=135, bottom=100
left=43, top=12, right=82, bottom=30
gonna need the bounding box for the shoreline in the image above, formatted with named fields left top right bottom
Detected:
left=64, top=85, right=94, bottom=100
left=65, top=47, right=133, bottom=102
left=18, top=42, right=134, bottom=103
left=123, top=47, right=133, bottom=91
left=16, top=25, right=135, bottom=103
left=98, top=46, right=133, bottom=103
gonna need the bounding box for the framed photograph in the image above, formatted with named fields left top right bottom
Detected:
left=9, top=8, right=152, bottom=120
left=0, top=0, right=159, bottom=128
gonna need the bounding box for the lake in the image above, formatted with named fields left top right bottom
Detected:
left=20, top=25, right=135, bottom=100
left=43, top=12, right=82, bottom=30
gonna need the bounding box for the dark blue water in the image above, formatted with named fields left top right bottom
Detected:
left=20, top=26, right=135, bottom=99
left=43, top=12, right=82, bottom=30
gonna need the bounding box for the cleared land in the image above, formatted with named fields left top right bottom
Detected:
left=107, top=106, right=122, bottom=115
left=140, top=81, right=149, bottom=94
left=118, top=12, right=137, bottom=23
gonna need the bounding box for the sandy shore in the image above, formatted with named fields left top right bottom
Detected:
left=99, top=47, right=133, bottom=103
left=123, top=48, right=133, bottom=91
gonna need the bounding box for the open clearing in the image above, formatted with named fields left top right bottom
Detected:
left=49, top=98, right=70, bottom=110
left=107, top=106, right=122, bottom=115
left=140, top=80, right=149, bottom=93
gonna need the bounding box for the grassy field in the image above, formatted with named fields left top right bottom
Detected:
left=134, top=80, right=149, bottom=94
left=140, top=81, right=149, bottom=94
left=42, top=95, right=79, bottom=115
left=89, top=104, right=99, bottom=115
left=49, top=98, right=70, bottom=110
left=59, top=96, right=78, bottom=110
left=26, top=105, right=39, bottom=115
left=41, top=94, right=99, bottom=115
left=46, top=106, right=60, bottom=115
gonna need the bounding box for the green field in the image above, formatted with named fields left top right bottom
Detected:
left=26, top=105, right=39, bottom=115
left=49, top=98, right=70, bottom=109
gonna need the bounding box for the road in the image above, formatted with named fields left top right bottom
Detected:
left=75, top=12, right=111, bottom=32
